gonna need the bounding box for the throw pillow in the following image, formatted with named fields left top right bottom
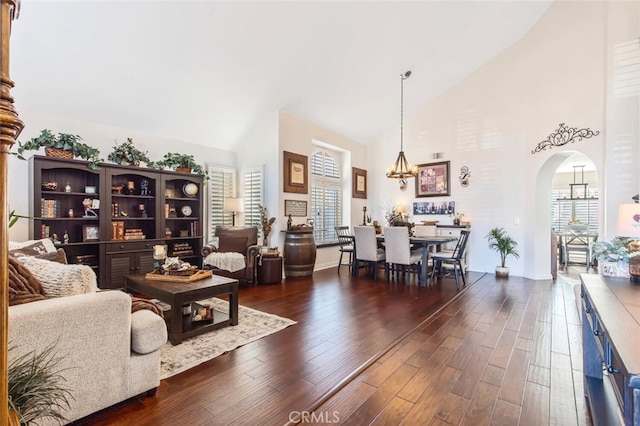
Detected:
left=16, top=257, right=98, bottom=298
left=9, top=238, right=56, bottom=256
left=34, top=248, right=68, bottom=264
left=8, top=256, right=46, bottom=305
left=9, top=239, right=57, bottom=257
left=218, top=236, right=248, bottom=254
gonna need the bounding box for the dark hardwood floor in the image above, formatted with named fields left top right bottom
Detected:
left=75, top=265, right=591, bottom=425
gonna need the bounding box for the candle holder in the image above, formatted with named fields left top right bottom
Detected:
left=153, top=244, right=168, bottom=273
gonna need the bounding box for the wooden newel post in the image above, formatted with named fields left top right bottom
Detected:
left=0, top=0, right=24, bottom=424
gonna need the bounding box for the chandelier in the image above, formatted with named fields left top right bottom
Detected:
left=385, top=70, right=417, bottom=191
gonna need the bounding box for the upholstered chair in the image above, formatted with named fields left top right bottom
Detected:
left=201, top=226, right=260, bottom=285
left=383, top=226, right=422, bottom=283
left=353, top=226, right=386, bottom=280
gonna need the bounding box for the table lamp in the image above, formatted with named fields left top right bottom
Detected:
left=224, top=197, right=244, bottom=227
left=616, top=203, right=640, bottom=283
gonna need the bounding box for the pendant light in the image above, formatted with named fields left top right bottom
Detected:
left=385, top=70, right=417, bottom=191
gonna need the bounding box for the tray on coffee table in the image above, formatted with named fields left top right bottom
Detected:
left=144, top=269, right=213, bottom=282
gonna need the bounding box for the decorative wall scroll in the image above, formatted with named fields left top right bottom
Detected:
left=283, top=151, right=308, bottom=194
left=284, top=199, right=307, bottom=217
left=531, top=123, right=600, bottom=154
left=415, top=161, right=450, bottom=198
left=352, top=167, right=367, bottom=199
left=459, top=166, right=470, bottom=187
left=413, top=201, right=455, bottom=216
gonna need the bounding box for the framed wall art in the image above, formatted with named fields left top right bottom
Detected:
left=415, top=161, right=451, bottom=198
left=284, top=199, right=307, bottom=217
left=283, top=151, right=308, bottom=194
left=352, top=167, right=367, bottom=199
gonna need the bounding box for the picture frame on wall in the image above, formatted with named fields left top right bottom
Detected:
left=283, top=151, right=308, bottom=194
left=352, top=167, right=367, bottom=199
left=415, top=161, right=451, bottom=198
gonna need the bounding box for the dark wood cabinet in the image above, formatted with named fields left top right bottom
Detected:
left=581, top=274, right=640, bottom=425
left=29, top=156, right=204, bottom=289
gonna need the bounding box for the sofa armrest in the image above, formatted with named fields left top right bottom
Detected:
left=201, top=244, right=219, bottom=258
left=131, top=310, right=167, bottom=354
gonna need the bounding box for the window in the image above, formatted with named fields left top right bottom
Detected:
left=242, top=166, right=264, bottom=232
left=550, top=187, right=599, bottom=234
left=310, top=149, right=342, bottom=243
left=208, top=166, right=235, bottom=238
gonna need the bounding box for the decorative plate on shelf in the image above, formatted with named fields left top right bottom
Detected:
left=183, top=183, right=198, bottom=197
left=181, top=205, right=192, bottom=217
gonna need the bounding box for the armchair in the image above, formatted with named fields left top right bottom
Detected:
left=201, top=226, right=260, bottom=285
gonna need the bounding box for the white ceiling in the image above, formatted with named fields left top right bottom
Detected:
left=11, top=1, right=552, bottom=151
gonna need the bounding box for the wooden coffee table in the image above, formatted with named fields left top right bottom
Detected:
left=124, top=274, right=239, bottom=345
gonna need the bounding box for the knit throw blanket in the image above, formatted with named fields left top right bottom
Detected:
left=204, top=252, right=246, bottom=273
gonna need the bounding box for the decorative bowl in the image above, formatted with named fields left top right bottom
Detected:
left=183, top=183, right=198, bottom=197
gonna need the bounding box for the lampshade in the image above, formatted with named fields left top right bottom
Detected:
left=616, top=203, right=640, bottom=283
left=223, top=198, right=244, bottom=213
left=616, top=204, right=640, bottom=238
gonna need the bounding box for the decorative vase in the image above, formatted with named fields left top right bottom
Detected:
left=45, top=147, right=73, bottom=159
left=453, top=218, right=460, bottom=226
left=598, top=260, right=630, bottom=278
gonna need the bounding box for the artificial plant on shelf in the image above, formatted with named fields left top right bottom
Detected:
left=107, top=138, right=152, bottom=167
left=12, top=129, right=102, bottom=170
left=258, top=204, right=276, bottom=247
left=155, top=152, right=208, bottom=180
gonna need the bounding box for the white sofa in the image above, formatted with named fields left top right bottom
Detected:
left=8, top=290, right=167, bottom=425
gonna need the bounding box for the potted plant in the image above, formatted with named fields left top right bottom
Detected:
left=8, top=343, right=73, bottom=425
left=107, top=138, right=152, bottom=167
left=13, top=129, right=102, bottom=170
left=258, top=204, right=276, bottom=247
left=486, top=227, right=520, bottom=277
left=155, top=152, right=207, bottom=179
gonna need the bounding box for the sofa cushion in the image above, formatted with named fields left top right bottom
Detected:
left=131, top=310, right=168, bottom=354
left=16, top=257, right=98, bottom=298
left=8, top=256, right=46, bottom=305
left=218, top=236, right=248, bottom=254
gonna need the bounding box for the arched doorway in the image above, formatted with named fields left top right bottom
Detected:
left=534, top=150, right=600, bottom=279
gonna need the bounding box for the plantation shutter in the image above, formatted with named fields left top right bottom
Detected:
left=208, top=167, right=235, bottom=238
left=310, top=150, right=342, bottom=243
left=242, top=166, right=264, bottom=230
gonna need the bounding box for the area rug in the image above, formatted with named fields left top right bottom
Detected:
left=160, top=298, right=296, bottom=379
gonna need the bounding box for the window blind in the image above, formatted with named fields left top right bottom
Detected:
left=208, top=167, right=235, bottom=238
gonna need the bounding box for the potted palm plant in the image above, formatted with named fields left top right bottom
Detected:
left=107, top=138, right=152, bottom=167
left=13, top=129, right=102, bottom=170
left=486, top=227, right=520, bottom=277
left=155, top=152, right=207, bottom=179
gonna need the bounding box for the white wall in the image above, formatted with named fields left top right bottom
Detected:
left=278, top=111, right=367, bottom=270
left=8, top=108, right=237, bottom=241
left=368, top=1, right=637, bottom=279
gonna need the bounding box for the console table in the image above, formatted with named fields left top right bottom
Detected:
left=581, top=274, right=640, bottom=425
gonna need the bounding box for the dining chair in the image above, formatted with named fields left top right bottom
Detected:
left=335, top=225, right=354, bottom=273
left=353, top=226, right=386, bottom=280
left=430, top=230, right=470, bottom=290
left=383, top=226, right=422, bottom=283
left=563, top=229, right=597, bottom=271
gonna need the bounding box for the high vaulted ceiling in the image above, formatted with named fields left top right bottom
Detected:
left=11, top=1, right=551, bottom=151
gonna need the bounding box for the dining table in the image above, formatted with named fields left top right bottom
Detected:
left=372, top=234, right=458, bottom=287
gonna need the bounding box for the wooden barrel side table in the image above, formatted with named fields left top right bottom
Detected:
left=258, top=256, right=283, bottom=284
left=283, top=229, right=316, bottom=278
